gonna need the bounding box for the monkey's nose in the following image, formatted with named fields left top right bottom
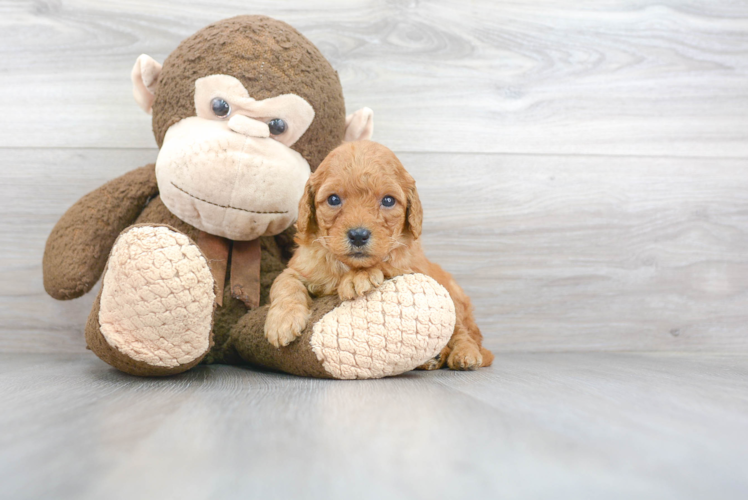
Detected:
left=347, top=227, right=371, bottom=247
left=228, top=114, right=270, bottom=138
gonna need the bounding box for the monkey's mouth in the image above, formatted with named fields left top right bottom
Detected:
left=171, top=182, right=288, bottom=215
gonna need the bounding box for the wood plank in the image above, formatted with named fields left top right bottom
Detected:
left=0, top=148, right=158, bottom=353
left=2, top=148, right=747, bottom=353
left=415, top=152, right=748, bottom=353
left=1, top=0, right=747, bottom=155
left=1, top=353, right=746, bottom=499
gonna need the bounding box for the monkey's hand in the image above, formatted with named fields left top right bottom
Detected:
left=43, top=164, right=159, bottom=300
left=264, top=268, right=312, bottom=347
left=338, top=268, right=385, bottom=301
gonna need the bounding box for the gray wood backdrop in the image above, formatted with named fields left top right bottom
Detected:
left=2, top=0, right=747, bottom=354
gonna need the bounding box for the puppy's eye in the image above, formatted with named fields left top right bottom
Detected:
left=211, top=98, right=231, bottom=118
left=327, top=194, right=342, bottom=206
left=381, top=196, right=396, bottom=207
left=267, top=118, right=287, bottom=135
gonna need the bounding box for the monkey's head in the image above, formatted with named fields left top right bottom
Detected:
left=131, top=16, right=374, bottom=241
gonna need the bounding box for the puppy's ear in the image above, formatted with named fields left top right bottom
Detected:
left=296, top=184, right=317, bottom=236
left=405, top=185, right=423, bottom=239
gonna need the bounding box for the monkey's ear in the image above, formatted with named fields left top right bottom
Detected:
left=131, top=54, right=163, bottom=115
left=296, top=184, right=317, bottom=237
left=405, top=185, right=423, bottom=240
left=344, top=107, right=374, bottom=142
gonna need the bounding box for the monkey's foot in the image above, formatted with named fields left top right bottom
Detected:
left=97, top=225, right=215, bottom=371
left=232, top=274, right=455, bottom=380
left=310, top=274, right=455, bottom=379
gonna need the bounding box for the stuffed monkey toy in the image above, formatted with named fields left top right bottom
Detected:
left=43, top=15, right=456, bottom=379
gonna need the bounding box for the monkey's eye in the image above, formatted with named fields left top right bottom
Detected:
left=211, top=98, right=230, bottom=118
left=267, top=118, right=287, bottom=135
left=327, top=194, right=342, bottom=207
left=381, top=196, right=396, bottom=207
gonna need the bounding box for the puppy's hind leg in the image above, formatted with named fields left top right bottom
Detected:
left=265, top=268, right=312, bottom=347
left=446, top=287, right=493, bottom=370
left=446, top=320, right=484, bottom=370
left=479, top=347, right=495, bottom=367
left=416, top=346, right=450, bottom=370
left=420, top=329, right=492, bottom=370
left=460, top=309, right=494, bottom=368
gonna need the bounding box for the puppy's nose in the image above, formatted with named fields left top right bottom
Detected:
left=347, top=227, right=371, bottom=247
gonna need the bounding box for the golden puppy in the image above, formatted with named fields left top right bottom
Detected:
left=264, top=140, right=494, bottom=370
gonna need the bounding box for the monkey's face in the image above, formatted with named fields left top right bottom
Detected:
left=155, top=75, right=315, bottom=241
left=133, top=16, right=374, bottom=240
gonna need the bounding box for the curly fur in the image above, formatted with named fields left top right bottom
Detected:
left=265, top=140, right=494, bottom=370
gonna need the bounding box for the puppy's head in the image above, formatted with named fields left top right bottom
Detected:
left=296, top=140, right=422, bottom=269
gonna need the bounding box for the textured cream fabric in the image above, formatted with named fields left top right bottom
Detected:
left=156, top=117, right=311, bottom=241
left=310, top=274, right=455, bottom=379
left=130, top=54, right=162, bottom=114
left=99, top=226, right=215, bottom=368
left=344, top=107, right=374, bottom=142
left=227, top=114, right=270, bottom=138
left=195, top=75, right=315, bottom=147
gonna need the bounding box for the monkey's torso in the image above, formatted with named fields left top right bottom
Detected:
left=134, top=189, right=293, bottom=365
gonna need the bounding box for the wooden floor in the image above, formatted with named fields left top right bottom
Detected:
left=2, top=353, right=747, bottom=499
left=2, top=1, right=748, bottom=498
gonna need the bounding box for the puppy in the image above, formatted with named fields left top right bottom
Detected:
left=264, top=140, right=494, bottom=370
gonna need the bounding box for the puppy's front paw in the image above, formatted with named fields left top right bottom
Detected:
left=355, top=268, right=384, bottom=295
left=447, top=343, right=483, bottom=370
left=338, top=276, right=357, bottom=301
left=339, top=269, right=385, bottom=300
left=264, top=305, right=309, bottom=348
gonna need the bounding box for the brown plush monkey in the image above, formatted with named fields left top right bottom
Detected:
left=43, top=15, right=456, bottom=379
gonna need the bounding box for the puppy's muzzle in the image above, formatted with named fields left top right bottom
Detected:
left=347, top=227, right=371, bottom=248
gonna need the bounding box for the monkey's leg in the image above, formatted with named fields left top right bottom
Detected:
left=86, top=225, right=215, bottom=376
left=231, top=274, right=456, bottom=380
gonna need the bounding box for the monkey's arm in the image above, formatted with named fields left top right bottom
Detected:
left=43, top=164, right=159, bottom=300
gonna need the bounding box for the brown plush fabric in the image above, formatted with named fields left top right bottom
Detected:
left=45, top=16, right=355, bottom=378
left=232, top=295, right=343, bottom=378
left=43, top=164, right=159, bottom=300
left=132, top=195, right=291, bottom=366
left=151, top=15, right=346, bottom=171
left=80, top=205, right=298, bottom=374
left=230, top=239, right=262, bottom=309
left=63, top=184, right=320, bottom=376
left=134, top=194, right=198, bottom=238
